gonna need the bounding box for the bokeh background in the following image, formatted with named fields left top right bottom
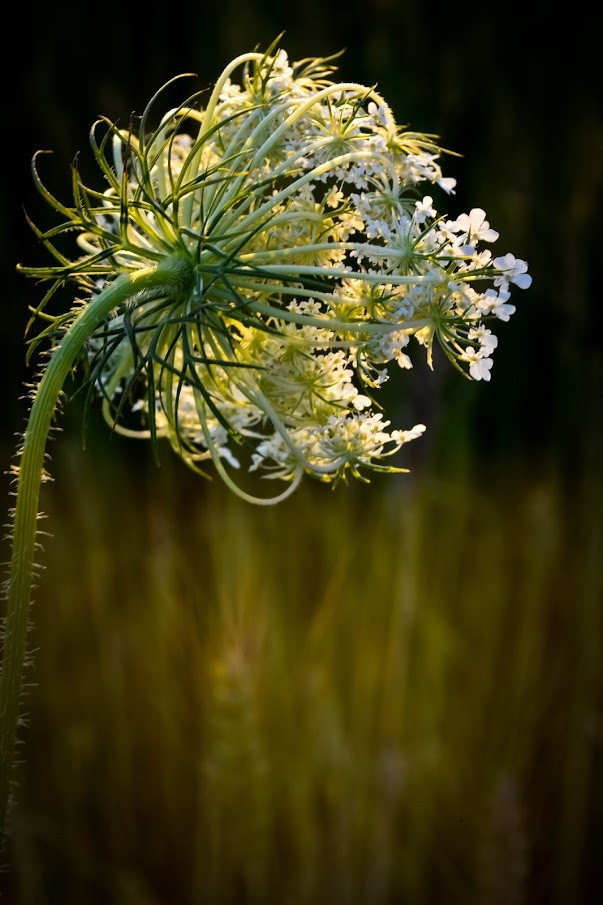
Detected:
left=1, top=2, right=601, bottom=902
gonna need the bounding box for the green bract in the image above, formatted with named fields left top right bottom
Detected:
left=21, top=44, right=531, bottom=503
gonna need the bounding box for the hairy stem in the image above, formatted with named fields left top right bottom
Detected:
left=0, top=255, right=193, bottom=839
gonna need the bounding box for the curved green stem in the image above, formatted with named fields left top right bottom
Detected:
left=0, top=255, right=193, bottom=840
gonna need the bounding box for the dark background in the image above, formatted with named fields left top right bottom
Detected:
left=0, top=5, right=601, bottom=903
left=2, top=1, right=601, bottom=474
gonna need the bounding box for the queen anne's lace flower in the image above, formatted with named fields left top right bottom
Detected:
left=23, top=44, right=531, bottom=503
left=449, top=208, right=499, bottom=249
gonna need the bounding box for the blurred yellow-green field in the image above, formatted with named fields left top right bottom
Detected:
left=1, top=423, right=600, bottom=904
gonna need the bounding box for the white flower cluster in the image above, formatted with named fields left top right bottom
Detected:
left=76, top=47, right=531, bottom=502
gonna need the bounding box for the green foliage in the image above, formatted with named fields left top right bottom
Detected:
left=5, top=444, right=601, bottom=904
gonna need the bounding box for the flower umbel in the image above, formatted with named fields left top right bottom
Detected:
left=22, top=43, right=531, bottom=503
left=0, top=43, right=533, bottom=839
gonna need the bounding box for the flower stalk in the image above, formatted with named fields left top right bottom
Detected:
left=0, top=257, right=194, bottom=835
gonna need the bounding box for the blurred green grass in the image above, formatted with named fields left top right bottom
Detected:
left=3, top=427, right=601, bottom=904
